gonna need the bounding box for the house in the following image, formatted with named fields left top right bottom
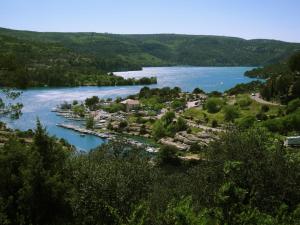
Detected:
left=120, top=99, right=140, bottom=111
left=285, top=136, right=300, bottom=147
left=186, top=100, right=200, bottom=109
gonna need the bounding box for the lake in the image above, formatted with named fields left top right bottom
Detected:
left=1, top=66, right=256, bottom=151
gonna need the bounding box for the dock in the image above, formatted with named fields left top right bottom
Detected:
left=56, top=123, right=111, bottom=139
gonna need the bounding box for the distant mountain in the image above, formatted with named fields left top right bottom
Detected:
left=1, top=27, right=300, bottom=68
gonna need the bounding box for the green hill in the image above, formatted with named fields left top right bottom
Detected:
left=1, top=27, right=300, bottom=67
left=1, top=27, right=300, bottom=88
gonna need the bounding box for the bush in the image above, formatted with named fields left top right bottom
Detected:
left=118, top=120, right=128, bottom=130
left=261, top=105, right=270, bottom=112
left=237, top=115, right=256, bottom=129
left=286, top=98, right=300, bottom=114
left=175, top=117, right=188, bottom=132
left=86, top=116, right=95, bottom=129
left=171, top=99, right=186, bottom=110
left=205, top=98, right=223, bottom=113
left=211, top=119, right=218, bottom=128
left=189, top=143, right=202, bottom=152
left=193, top=87, right=205, bottom=94
left=237, top=96, right=252, bottom=108
left=256, top=112, right=268, bottom=121
left=152, top=120, right=167, bottom=140
left=223, top=105, right=240, bottom=122
left=157, top=145, right=180, bottom=165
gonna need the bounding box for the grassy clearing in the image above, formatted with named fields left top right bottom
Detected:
left=183, top=94, right=282, bottom=127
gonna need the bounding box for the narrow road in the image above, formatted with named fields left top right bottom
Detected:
left=250, top=93, right=283, bottom=106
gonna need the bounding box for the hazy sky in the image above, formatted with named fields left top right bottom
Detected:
left=1, top=0, right=299, bottom=42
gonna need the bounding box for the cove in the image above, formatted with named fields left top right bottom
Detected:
left=1, top=66, right=256, bottom=151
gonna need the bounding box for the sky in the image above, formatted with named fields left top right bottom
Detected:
left=0, top=0, right=299, bottom=42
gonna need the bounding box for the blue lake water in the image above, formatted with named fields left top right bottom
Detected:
left=1, top=66, right=256, bottom=151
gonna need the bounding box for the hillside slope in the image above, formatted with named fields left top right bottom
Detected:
left=1, top=27, right=300, bottom=67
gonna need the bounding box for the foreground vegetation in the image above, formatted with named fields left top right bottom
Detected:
left=0, top=122, right=299, bottom=225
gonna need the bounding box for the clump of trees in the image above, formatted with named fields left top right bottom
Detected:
left=245, top=51, right=300, bottom=103
left=1, top=123, right=300, bottom=225
left=205, top=97, right=224, bottom=113
left=152, top=111, right=187, bottom=140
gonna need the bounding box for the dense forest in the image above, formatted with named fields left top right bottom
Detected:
left=0, top=32, right=158, bottom=88
left=245, top=52, right=300, bottom=103
left=1, top=27, right=300, bottom=67
left=0, top=27, right=300, bottom=88
left=0, top=121, right=299, bottom=225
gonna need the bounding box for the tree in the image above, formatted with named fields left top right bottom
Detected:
left=72, top=104, right=85, bottom=117
left=157, top=145, right=179, bottom=165
left=286, top=98, right=300, bottom=114
left=205, top=98, right=223, bottom=113
left=162, top=111, right=176, bottom=125
left=85, top=96, right=99, bottom=110
left=288, top=52, right=300, bottom=72
left=223, top=105, right=240, bottom=122
left=175, top=117, right=188, bottom=132
left=152, top=120, right=167, bottom=140
left=86, top=116, right=95, bottom=129
left=193, top=87, right=205, bottom=94
left=0, top=88, right=23, bottom=119
left=0, top=121, right=72, bottom=225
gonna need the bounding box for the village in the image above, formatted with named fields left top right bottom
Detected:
left=54, top=86, right=300, bottom=157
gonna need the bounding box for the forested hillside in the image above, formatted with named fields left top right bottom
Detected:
left=1, top=27, right=300, bottom=67
left=0, top=31, right=156, bottom=88
left=245, top=52, right=300, bottom=103
left=1, top=27, right=300, bottom=88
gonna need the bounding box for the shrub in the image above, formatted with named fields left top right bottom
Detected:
left=256, top=112, right=268, bottom=121
left=205, top=98, right=223, bottom=113
left=237, top=115, right=256, bottom=129
left=212, top=119, right=218, bottom=128
left=189, top=143, right=202, bottom=152
left=261, top=105, right=270, bottom=112
left=86, top=116, right=95, bottom=129
left=118, top=120, right=128, bottom=130
left=237, top=96, right=252, bottom=108
left=152, top=120, right=167, bottom=140
left=175, top=117, right=188, bottom=132
left=157, top=145, right=180, bottom=165
left=223, top=105, right=240, bottom=122
left=192, top=87, right=205, bottom=94
left=286, top=98, right=300, bottom=114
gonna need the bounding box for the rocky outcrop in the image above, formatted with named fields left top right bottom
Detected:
left=158, top=137, right=189, bottom=151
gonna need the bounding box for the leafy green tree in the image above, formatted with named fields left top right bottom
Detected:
left=286, top=98, right=300, bottom=114
left=157, top=145, right=179, bottom=165
left=192, top=87, right=205, bottom=94
left=0, top=121, right=72, bottom=225
left=175, top=117, right=188, bottom=132
left=86, top=116, right=95, bottom=129
left=288, top=51, right=300, bottom=72
left=72, top=104, right=85, bottom=117
left=223, top=105, right=240, bottom=122
left=163, top=197, right=202, bottom=225
left=152, top=120, right=167, bottom=140
left=0, top=88, right=23, bottom=119
left=162, top=111, right=176, bottom=125
left=85, top=96, right=99, bottom=110
left=205, top=98, right=223, bottom=113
